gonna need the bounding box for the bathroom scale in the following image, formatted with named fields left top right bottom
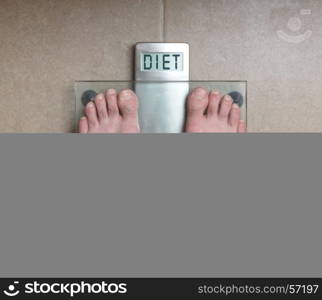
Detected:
left=75, top=43, right=247, bottom=133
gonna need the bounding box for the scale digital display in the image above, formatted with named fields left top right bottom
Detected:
left=141, top=53, right=183, bottom=72
left=135, top=43, right=189, bottom=81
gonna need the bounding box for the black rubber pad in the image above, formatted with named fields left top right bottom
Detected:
left=228, top=91, right=244, bottom=107
left=81, top=90, right=97, bottom=106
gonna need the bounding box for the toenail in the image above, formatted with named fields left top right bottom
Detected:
left=232, top=103, right=239, bottom=109
left=97, top=94, right=104, bottom=100
left=87, top=102, right=94, bottom=108
left=121, top=90, right=133, bottom=100
left=107, top=89, right=116, bottom=95
left=195, top=88, right=206, bottom=95
left=193, top=88, right=207, bottom=99
left=224, top=95, right=232, bottom=102
left=211, top=90, right=220, bottom=96
left=80, top=116, right=86, bottom=120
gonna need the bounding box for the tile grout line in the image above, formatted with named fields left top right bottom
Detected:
left=161, top=0, right=166, bottom=41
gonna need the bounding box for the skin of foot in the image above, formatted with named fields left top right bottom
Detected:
left=79, top=89, right=140, bottom=133
left=185, top=87, right=247, bottom=133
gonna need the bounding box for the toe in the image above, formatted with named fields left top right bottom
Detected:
left=229, top=103, right=241, bottom=128
left=219, top=95, right=233, bottom=119
left=79, top=116, right=88, bottom=133
left=186, top=87, right=209, bottom=118
left=85, top=101, right=99, bottom=129
left=106, top=89, right=119, bottom=116
left=238, top=120, right=247, bottom=133
left=207, top=90, right=221, bottom=117
left=118, top=89, right=139, bottom=119
left=94, top=93, right=108, bottom=122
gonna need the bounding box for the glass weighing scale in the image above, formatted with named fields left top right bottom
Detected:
left=75, top=43, right=247, bottom=133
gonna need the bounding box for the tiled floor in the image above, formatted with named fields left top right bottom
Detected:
left=1, top=0, right=322, bottom=132
left=0, top=0, right=163, bottom=132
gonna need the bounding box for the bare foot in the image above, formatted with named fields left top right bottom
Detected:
left=185, top=88, right=247, bottom=133
left=79, top=89, right=140, bottom=133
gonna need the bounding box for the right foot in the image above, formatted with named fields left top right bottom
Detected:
left=79, top=89, right=140, bottom=133
left=185, top=88, right=247, bottom=133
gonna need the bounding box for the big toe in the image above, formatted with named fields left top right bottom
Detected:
left=118, top=89, right=139, bottom=120
left=186, top=87, right=209, bottom=118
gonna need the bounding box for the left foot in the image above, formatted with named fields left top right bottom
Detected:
left=79, top=89, right=140, bottom=133
left=185, top=88, right=247, bottom=133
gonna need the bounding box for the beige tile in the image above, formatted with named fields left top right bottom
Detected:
left=165, top=0, right=322, bottom=132
left=0, top=81, right=20, bottom=133
left=0, top=1, right=21, bottom=133
left=0, top=0, right=163, bottom=132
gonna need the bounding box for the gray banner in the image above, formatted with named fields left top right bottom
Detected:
left=0, top=134, right=321, bottom=277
